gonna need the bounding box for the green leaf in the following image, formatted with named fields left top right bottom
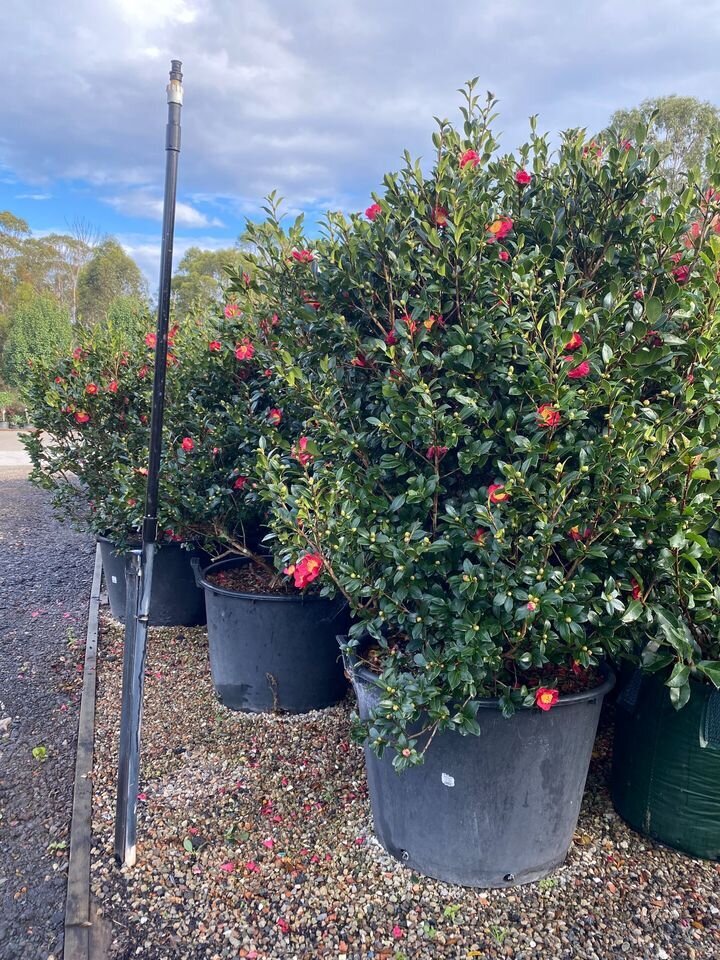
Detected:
left=621, top=599, right=643, bottom=623
left=183, top=838, right=194, bottom=853
left=697, top=661, right=720, bottom=688
left=666, top=662, right=690, bottom=688
left=645, top=297, right=662, bottom=324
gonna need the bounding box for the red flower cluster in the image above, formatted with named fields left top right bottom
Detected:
left=498, top=250, right=510, bottom=262
left=233, top=476, right=247, bottom=491
left=351, top=353, right=370, bottom=368
left=224, top=303, right=241, bottom=319
left=365, top=202, right=382, bottom=221
left=293, top=436, right=313, bottom=466
left=145, top=333, right=157, bottom=348
left=459, top=149, right=480, bottom=169
left=486, top=217, right=513, bottom=243
left=565, top=332, right=583, bottom=351
left=85, top=383, right=98, bottom=395
left=472, top=528, right=487, bottom=545
left=284, top=553, right=324, bottom=589
left=267, top=408, right=282, bottom=425
left=72, top=347, right=84, bottom=361
left=426, top=445, right=448, bottom=460
left=569, top=526, right=592, bottom=542
left=385, top=329, right=398, bottom=346
left=181, top=437, right=194, bottom=453
left=566, top=360, right=590, bottom=380
left=536, top=688, right=559, bottom=711
left=431, top=206, right=449, bottom=227
left=74, top=410, right=90, bottom=424
left=291, top=249, right=314, bottom=263
left=107, top=380, right=119, bottom=393
left=488, top=483, right=509, bottom=503
left=672, top=264, right=690, bottom=284
left=208, top=340, right=222, bottom=352
left=235, top=340, right=255, bottom=361
left=537, top=403, right=560, bottom=428
left=515, top=169, right=532, bottom=186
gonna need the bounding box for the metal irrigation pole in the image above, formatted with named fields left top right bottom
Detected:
left=115, top=60, right=184, bottom=867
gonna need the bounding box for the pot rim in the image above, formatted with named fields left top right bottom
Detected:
left=342, top=644, right=616, bottom=710
left=200, top=555, right=343, bottom=606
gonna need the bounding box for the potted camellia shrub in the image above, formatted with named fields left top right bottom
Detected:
left=608, top=174, right=720, bottom=859
left=180, top=295, right=350, bottom=714
left=23, top=312, right=208, bottom=626
left=245, top=84, right=720, bottom=885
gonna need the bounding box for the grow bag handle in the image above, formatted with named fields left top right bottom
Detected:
left=190, top=556, right=204, bottom=589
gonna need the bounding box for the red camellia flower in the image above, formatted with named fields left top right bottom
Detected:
left=431, top=205, right=449, bottom=227
left=582, top=141, right=602, bottom=159
left=424, top=314, right=445, bottom=331
left=85, top=383, right=98, bottom=395
left=365, top=202, right=382, bottom=221
left=633, top=289, right=644, bottom=300
left=631, top=579, right=642, bottom=601
left=486, top=217, right=513, bottom=243
left=565, top=332, right=583, bottom=351
left=351, top=353, right=370, bottom=368
left=208, top=340, right=222, bottom=352
left=267, top=408, right=282, bottom=425
left=233, top=475, right=248, bottom=490
left=145, top=332, right=156, bottom=348
left=672, top=264, right=690, bottom=284
left=224, top=303, right=241, bottom=319
left=385, top=329, right=398, bottom=346
left=567, top=360, right=590, bottom=380
left=181, top=437, right=194, bottom=452
left=569, top=526, right=592, bottom=542
left=74, top=410, right=90, bottom=424
left=54, top=376, right=64, bottom=384
left=527, top=601, right=537, bottom=612
left=515, top=169, right=532, bottom=186
left=459, top=148, right=480, bottom=169
left=427, top=445, right=449, bottom=460
left=107, top=380, right=119, bottom=393
left=166, top=352, right=178, bottom=366
left=498, top=250, right=510, bottom=262
left=293, top=436, right=313, bottom=466
left=235, top=340, right=255, bottom=361
left=488, top=483, right=509, bottom=503
left=536, top=688, right=559, bottom=711
left=402, top=313, right=418, bottom=335
left=472, top=528, right=487, bottom=544
left=286, top=553, right=324, bottom=589
left=537, top=403, right=560, bottom=428
left=138, top=365, right=149, bottom=379
left=291, top=249, right=314, bottom=263
left=72, top=347, right=84, bottom=361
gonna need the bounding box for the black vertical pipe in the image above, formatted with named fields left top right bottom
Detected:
left=114, top=61, right=183, bottom=866
left=144, top=58, right=183, bottom=546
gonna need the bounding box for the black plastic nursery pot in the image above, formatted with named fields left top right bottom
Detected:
left=611, top=670, right=720, bottom=860
left=197, top=557, right=350, bottom=713
left=98, top=536, right=207, bottom=626
left=344, top=650, right=615, bottom=888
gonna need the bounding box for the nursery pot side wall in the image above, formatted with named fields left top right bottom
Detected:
left=345, top=649, right=614, bottom=888
left=199, top=557, right=349, bottom=714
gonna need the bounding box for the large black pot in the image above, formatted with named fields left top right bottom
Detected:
left=611, top=670, right=720, bottom=860
left=345, top=650, right=614, bottom=887
left=98, top=537, right=207, bottom=626
left=197, top=557, right=349, bottom=713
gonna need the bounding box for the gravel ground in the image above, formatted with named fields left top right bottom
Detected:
left=0, top=466, right=94, bottom=960
left=90, top=620, right=720, bottom=960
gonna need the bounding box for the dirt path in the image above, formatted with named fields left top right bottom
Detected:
left=0, top=466, right=94, bottom=960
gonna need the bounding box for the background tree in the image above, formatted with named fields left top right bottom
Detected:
left=609, top=95, right=720, bottom=190
left=77, top=238, right=148, bottom=325
left=2, top=289, right=72, bottom=386
left=0, top=211, right=30, bottom=317
left=171, top=246, right=251, bottom=320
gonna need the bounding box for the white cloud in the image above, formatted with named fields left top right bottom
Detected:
left=105, top=191, right=223, bottom=227
left=15, top=193, right=52, bottom=201
left=0, top=0, right=719, bottom=225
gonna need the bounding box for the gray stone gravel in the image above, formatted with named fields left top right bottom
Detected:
left=90, top=620, right=720, bottom=960
left=0, top=465, right=94, bottom=960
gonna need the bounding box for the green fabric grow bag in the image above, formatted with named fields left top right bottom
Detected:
left=611, top=670, right=720, bottom=860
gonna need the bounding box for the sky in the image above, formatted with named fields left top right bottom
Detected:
left=1, top=0, right=719, bottom=290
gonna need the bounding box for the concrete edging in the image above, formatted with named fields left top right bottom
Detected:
left=64, top=545, right=103, bottom=960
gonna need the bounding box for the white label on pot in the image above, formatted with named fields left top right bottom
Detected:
left=441, top=772, right=455, bottom=787
left=111, top=576, right=118, bottom=584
